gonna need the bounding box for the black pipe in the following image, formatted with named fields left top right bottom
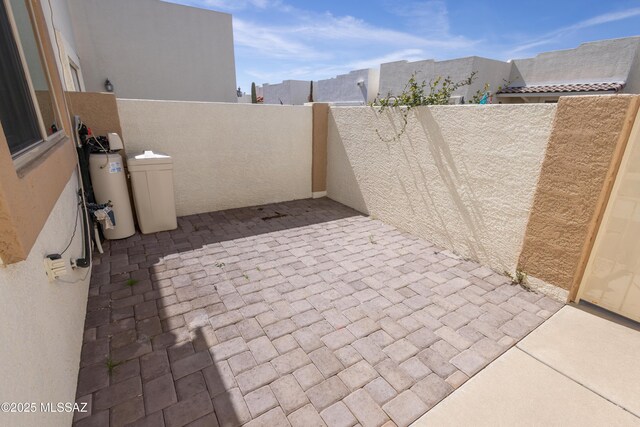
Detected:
left=75, top=188, right=91, bottom=269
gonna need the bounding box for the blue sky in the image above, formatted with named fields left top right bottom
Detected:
left=165, top=0, right=640, bottom=93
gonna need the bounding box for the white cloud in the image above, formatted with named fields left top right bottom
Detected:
left=242, top=48, right=433, bottom=85
left=510, top=7, right=640, bottom=55
left=169, top=0, right=486, bottom=88
left=386, top=1, right=450, bottom=35
left=347, top=49, right=428, bottom=70
left=233, top=9, right=478, bottom=61
left=189, top=0, right=279, bottom=11
left=569, top=7, right=640, bottom=30
left=233, top=19, right=330, bottom=60
left=228, top=0, right=481, bottom=89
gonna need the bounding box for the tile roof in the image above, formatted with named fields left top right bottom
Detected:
left=497, top=82, right=625, bottom=95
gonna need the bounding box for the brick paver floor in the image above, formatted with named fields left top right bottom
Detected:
left=74, top=198, right=563, bottom=427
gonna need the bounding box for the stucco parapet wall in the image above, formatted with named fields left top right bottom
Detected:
left=519, top=94, right=640, bottom=291
left=378, top=56, right=511, bottom=101
left=326, top=104, right=556, bottom=274
left=509, top=37, right=640, bottom=87
left=117, top=99, right=312, bottom=216
left=315, top=69, right=374, bottom=103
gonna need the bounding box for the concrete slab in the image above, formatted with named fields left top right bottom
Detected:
left=518, top=305, right=640, bottom=417
left=412, top=348, right=639, bottom=427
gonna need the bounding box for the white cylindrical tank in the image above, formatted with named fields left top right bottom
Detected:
left=89, top=153, right=136, bottom=239
left=127, top=150, right=177, bottom=234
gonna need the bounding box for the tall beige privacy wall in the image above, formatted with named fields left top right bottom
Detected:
left=327, top=105, right=556, bottom=273
left=519, top=95, right=640, bottom=294
left=117, top=100, right=312, bottom=216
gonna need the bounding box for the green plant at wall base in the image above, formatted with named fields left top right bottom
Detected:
left=126, top=279, right=138, bottom=287
left=251, top=82, right=257, bottom=104
left=505, top=269, right=530, bottom=290
left=105, top=357, right=122, bottom=375
left=372, top=72, right=477, bottom=142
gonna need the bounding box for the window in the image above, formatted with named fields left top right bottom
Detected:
left=0, top=0, right=61, bottom=164
left=69, top=59, right=82, bottom=92
left=0, top=0, right=76, bottom=264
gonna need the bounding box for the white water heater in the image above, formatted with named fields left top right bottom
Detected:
left=89, top=153, right=135, bottom=239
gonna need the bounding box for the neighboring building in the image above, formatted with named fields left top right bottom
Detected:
left=42, top=0, right=84, bottom=92
left=260, top=36, right=640, bottom=105
left=238, top=84, right=264, bottom=103
left=67, top=0, right=237, bottom=102
left=497, top=37, right=640, bottom=103
left=315, top=68, right=380, bottom=105
left=263, top=80, right=310, bottom=105
left=379, top=56, right=511, bottom=103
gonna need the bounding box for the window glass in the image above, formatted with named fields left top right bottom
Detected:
left=0, top=0, right=59, bottom=158
left=0, top=0, right=40, bottom=154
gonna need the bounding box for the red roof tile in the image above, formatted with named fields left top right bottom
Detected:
left=497, top=82, right=625, bottom=95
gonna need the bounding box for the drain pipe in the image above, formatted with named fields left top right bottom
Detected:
left=74, top=183, right=91, bottom=269
left=73, top=116, right=92, bottom=269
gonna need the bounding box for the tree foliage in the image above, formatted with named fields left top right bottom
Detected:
left=374, top=72, right=477, bottom=109
left=371, top=72, right=477, bottom=141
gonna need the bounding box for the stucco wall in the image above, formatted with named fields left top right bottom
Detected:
left=379, top=57, right=511, bottom=102
left=67, top=0, right=237, bottom=102
left=327, top=104, right=556, bottom=272
left=263, top=80, right=311, bottom=105
left=117, top=100, right=312, bottom=216
left=509, top=37, right=640, bottom=86
left=624, top=46, right=640, bottom=94
left=519, top=95, right=640, bottom=290
left=66, top=92, right=123, bottom=137
left=316, top=69, right=378, bottom=104
left=0, top=171, right=91, bottom=427
left=312, top=103, right=329, bottom=193
left=41, top=0, right=83, bottom=91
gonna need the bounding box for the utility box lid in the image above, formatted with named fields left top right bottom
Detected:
left=127, top=150, right=172, bottom=166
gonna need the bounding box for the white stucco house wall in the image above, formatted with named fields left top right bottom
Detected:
left=498, top=37, right=640, bottom=103
left=41, top=0, right=85, bottom=91
left=286, top=36, right=640, bottom=105
left=315, top=68, right=380, bottom=105
left=67, top=0, right=237, bottom=102
left=379, top=56, right=512, bottom=103
left=263, top=80, right=311, bottom=105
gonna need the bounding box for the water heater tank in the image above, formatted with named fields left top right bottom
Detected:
left=89, top=153, right=135, bottom=239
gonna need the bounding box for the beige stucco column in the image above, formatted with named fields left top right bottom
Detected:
left=311, top=103, right=329, bottom=197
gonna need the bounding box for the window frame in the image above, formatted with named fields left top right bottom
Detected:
left=2, top=0, right=66, bottom=171
left=0, top=0, right=76, bottom=265
left=68, top=58, right=83, bottom=92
